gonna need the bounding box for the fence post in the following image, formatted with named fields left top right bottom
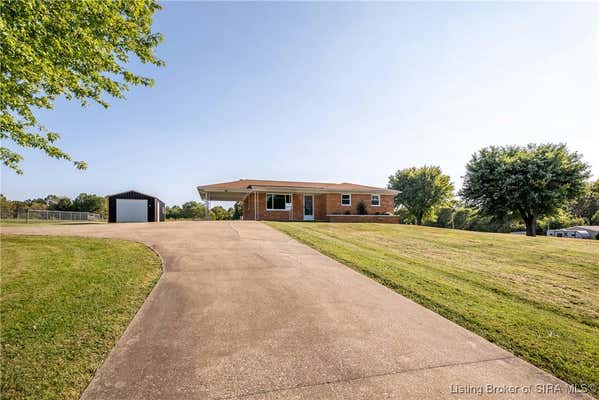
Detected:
left=27, top=209, right=29, bottom=224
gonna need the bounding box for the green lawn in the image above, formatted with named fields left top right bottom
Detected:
left=1, top=235, right=161, bottom=400
left=267, top=222, right=599, bottom=396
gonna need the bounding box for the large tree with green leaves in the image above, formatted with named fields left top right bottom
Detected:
left=231, top=201, right=243, bottom=220
left=210, top=205, right=229, bottom=221
left=180, top=201, right=206, bottom=219
left=460, top=143, right=590, bottom=236
left=569, top=180, right=599, bottom=226
left=388, top=166, right=454, bottom=225
left=1, top=0, right=164, bottom=174
left=71, top=193, right=106, bottom=214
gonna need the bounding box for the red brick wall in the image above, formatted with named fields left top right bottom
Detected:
left=313, top=194, right=325, bottom=221
left=243, top=192, right=298, bottom=221
left=292, top=194, right=327, bottom=221
left=292, top=193, right=303, bottom=220
left=289, top=193, right=326, bottom=221
left=247, top=192, right=328, bottom=221
left=257, top=192, right=292, bottom=221
left=242, top=192, right=395, bottom=221
left=325, top=193, right=394, bottom=215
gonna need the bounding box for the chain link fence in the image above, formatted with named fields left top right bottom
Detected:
left=1, top=209, right=104, bottom=223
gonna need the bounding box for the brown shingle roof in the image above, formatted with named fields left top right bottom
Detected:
left=198, top=179, right=395, bottom=193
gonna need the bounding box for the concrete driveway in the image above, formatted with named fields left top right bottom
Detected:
left=2, top=221, right=589, bottom=399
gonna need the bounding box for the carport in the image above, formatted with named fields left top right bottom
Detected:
left=197, top=183, right=249, bottom=220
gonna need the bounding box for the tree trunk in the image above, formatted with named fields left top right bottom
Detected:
left=416, top=213, right=423, bottom=225
left=524, top=214, right=537, bottom=237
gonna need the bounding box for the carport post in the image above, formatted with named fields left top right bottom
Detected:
left=205, top=192, right=210, bottom=220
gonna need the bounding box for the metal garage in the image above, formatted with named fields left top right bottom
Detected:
left=107, top=190, right=165, bottom=223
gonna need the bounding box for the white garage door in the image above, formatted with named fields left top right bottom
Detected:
left=116, top=199, right=148, bottom=223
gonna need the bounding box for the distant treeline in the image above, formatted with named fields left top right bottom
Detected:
left=0, top=194, right=107, bottom=218
left=166, top=201, right=242, bottom=221
left=0, top=194, right=242, bottom=222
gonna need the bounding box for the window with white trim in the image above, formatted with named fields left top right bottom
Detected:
left=341, top=194, right=351, bottom=206
left=266, top=193, right=291, bottom=210
left=371, top=194, right=380, bottom=206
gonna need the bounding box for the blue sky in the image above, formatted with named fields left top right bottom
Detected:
left=2, top=1, right=598, bottom=206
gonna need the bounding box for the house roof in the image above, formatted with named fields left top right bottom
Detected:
left=197, top=179, right=398, bottom=201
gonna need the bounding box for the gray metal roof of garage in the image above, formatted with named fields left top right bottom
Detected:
left=106, top=190, right=164, bottom=203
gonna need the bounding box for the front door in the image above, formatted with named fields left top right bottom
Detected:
left=303, top=195, right=314, bottom=221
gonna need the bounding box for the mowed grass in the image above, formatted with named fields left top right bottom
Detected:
left=266, top=222, right=599, bottom=395
left=1, top=235, right=161, bottom=400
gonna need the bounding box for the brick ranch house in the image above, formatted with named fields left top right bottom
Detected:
left=197, top=179, right=400, bottom=223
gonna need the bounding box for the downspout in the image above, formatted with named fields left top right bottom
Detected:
left=289, top=193, right=293, bottom=221
left=254, top=191, right=257, bottom=221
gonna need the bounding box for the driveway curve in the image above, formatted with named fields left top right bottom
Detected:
left=2, top=221, right=590, bottom=399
